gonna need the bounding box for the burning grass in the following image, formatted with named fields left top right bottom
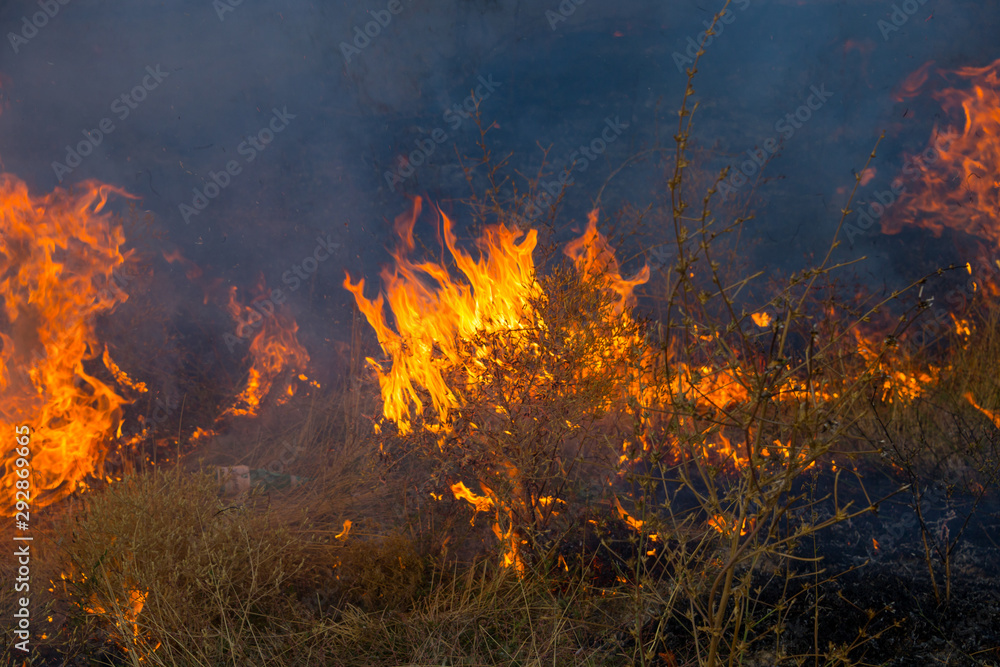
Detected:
left=5, top=246, right=1000, bottom=665
left=5, top=50, right=1000, bottom=667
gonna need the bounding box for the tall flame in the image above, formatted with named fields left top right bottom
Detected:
left=1, top=175, right=134, bottom=507
left=885, top=58, right=1000, bottom=247
left=343, top=197, right=542, bottom=436
left=347, top=200, right=655, bottom=570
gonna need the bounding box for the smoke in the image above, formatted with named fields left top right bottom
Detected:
left=0, top=0, right=997, bottom=371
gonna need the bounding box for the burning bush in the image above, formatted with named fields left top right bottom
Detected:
left=6, top=41, right=1000, bottom=667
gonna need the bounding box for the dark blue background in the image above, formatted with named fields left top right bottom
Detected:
left=0, top=0, right=996, bottom=381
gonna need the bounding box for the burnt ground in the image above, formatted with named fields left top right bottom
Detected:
left=585, top=467, right=1000, bottom=666
left=10, top=454, right=999, bottom=666
left=707, top=470, right=1000, bottom=666
left=792, top=474, right=1000, bottom=667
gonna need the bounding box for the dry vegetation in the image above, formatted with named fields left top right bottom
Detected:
left=4, top=14, right=1000, bottom=667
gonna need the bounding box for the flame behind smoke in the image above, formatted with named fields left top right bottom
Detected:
left=886, top=58, right=1000, bottom=247
left=222, top=283, right=312, bottom=419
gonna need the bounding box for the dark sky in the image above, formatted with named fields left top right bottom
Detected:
left=0, top=0, right=996, bottom=379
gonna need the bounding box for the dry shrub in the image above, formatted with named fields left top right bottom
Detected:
left=319, top=562, right=611, bottom=666
left=61, top=468, right=331, bottom=666
left=326, top=533, right=426, bottom=612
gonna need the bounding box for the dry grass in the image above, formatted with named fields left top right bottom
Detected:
left=4, top=14, right=1000, bottom=666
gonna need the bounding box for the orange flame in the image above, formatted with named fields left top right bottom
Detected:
left=344, top=198, right=546, bottom=437
left=613, top=495, right=644, bottom=531
left=222, top=282, right=311, bottom=419
left=450, top=481, right=495, bottom=517
left=964, top=392, right=1000, bottom=429
left=102, top=346, right=148, bottom=394
left=1, top=176, right=136, bottom=507
left=708, top=513, right=751, bottom=537
left=885, top=59, right=1000, bottom=247
left=161, top=248, right=202, bottom=281
left=85, top=587, right=147, bottom=641
left=345, top=200, right=659, bottom=570
left=892, top=60, right=935, bottom=102
left=563, top=209, right=649, bottom=316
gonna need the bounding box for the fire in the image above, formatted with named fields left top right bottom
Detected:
left=563, top=209, right=649, bottom=315
left=1, top=175, right=137, bottom=508
left=85, top=587, right=147, bottom=642
left=346, top=198, right=870, bottom=567
left=345, top=199, right=655, bottom=570
left=344, top=200, right=657, bottom=443
left=161, top=248, right=202, bottom=282
left=451, top=481, right=494, bottom=518
left=964, top=392, right=1000, bottom=429
left=708, top=513, right=751, bottom=537
left=884, top=58, right=1000, bottom=247
left=892, top=60, right=935, bottom=102
left=851, top=327, right=938, bottom=403
left=614, top=495, right=660, bottom=543
left=102, top=346, right=148, bottom=394
left=221, top=282, right=312, bottom=419
left=491, top=519, right=525, bottom=573
left=343, top=197, right=542, bottom=437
